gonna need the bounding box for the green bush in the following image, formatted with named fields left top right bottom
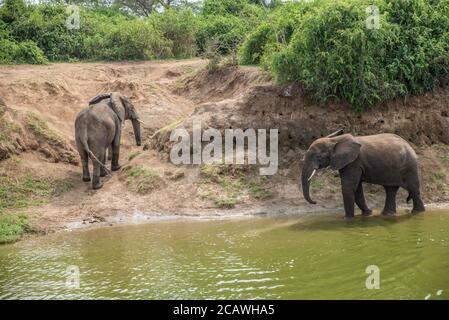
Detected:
left=197, top=0, right=265, bottom=55
left=0, top=0, right=27, bottom=24
left=0, top=38, right=16, bottom=63
left=150, top=9, right=198, bottom=58
left=84, top=17, right=172, bottom=61
left=202, top=0, right=249, bottom=16
left=262, top=0, right=449, bottom=111
left=13, top=40, right=48, bottom=64
left=239, top=1, right=313, bottom=65
left=0, top=214, right=28, bottom=244
left=239, top=23, right=274, bottom=65
left=0, top=38, right=47, bottom=64
left=9, top=4, right=84, bottom=61
left=197, top=14, right=248, bottom=55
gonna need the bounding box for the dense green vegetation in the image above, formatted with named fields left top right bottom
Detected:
left=0, top=0, right=448, bottom=109
left=0, top=0, right=265, bottom=62
left=240, top=0, right=449, bottom=110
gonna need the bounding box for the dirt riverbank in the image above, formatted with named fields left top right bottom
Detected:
left=1, top=59, right=449, bottom=236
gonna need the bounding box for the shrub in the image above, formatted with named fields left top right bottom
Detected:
left=197, top=14, right=247, bottom=55
left=202, top=0, right=249, bottom=16
left=239, top=1, right=312, bottom=65
left=197, top=0, right=265, bottom=55
left=150, top=9, right=198, bottom=58
left=13, top=40, right=47, bottom=64
left=264, top=0, right=449, bottom=111
left=239, top=23, right=274, bottom=65
left=9, top=4, right=87, bottom=61
left=0, top=38, right=47, bottom=64
left=0, top=0, right=27, bottom=24
left=84, top=17, right=172, bottom=61
left=0, top=214, right=28, bottom=244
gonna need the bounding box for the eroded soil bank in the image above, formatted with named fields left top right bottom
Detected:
left=1, top=59, right=449, bottom=236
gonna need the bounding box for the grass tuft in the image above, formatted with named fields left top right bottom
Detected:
left=124, top=165, right=162, bottom=194
left=200, top=164, right=272, bottom=208
left=25, top=112, right=63, bottom=144
left=0, top=175, right=75, bottom=244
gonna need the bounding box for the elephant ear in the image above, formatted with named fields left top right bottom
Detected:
left=330, top=135, right=361, bottom=170
left=89, top=93, right=111, bottom=105
left=109, top=92, right=126, bottom=124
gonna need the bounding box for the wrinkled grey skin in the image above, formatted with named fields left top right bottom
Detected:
left=301, top=130, right=425, bottom=219
left=75, top=92, right=141, bottom=190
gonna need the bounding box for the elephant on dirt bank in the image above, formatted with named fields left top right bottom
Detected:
left=301, top=130, right=425, bottom=219
left=75, top=92, right=142, bottom=190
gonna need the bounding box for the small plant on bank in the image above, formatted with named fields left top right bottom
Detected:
left=128, top=151, right=143, bottom=162
left=0, top=214, right=29, bottom=244
left=123, top=165, right=162, bottom=194
left=25, top=112, right=64, bottom=145
left=0, top=174, right=75, bottom=243
left=200, top=164, right=273, bottom=208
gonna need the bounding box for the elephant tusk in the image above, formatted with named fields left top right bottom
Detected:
left=308, top=169, right=317, bottom=182
left=326, top=129, right=344, bottom=138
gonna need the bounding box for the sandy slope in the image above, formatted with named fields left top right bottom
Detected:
left=0, top=60, right=207, bottom=231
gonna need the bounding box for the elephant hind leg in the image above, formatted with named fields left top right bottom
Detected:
left=79, top=150, right=91, bottom=182
left=100, top=150, right=107, bottom=177
left=410, top=192, right=425, bottom=214
left=107, top=145, right=113, bottom=161
left=381, top=186, right=399, bottom=216
left=355, top=182, right=372, bottom=216
left=404, top=175, right=425, bottom=214
left=91, top=148, right=105, bottom=190
left=408, top=188, right=425, bottom=214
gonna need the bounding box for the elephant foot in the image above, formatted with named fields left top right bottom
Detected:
left=344, top=215, right=355, bottom=221
left=361, top=209, right=373, bottom=217
left=381, top=210, right=396, bottom=216
left=92, top=181, right=103, bottom=190
left=411, top=207, right=425, bottom=215
left=111, top=164, right=122, bottom=172
left=83, top=176, right=91, bottom=182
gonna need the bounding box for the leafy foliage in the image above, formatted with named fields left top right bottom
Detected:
left=1, top=0, right=447, bottom=110
left=243, top=0, right=449, bottom=110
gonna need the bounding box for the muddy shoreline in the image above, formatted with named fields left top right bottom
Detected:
left=61, top=202, right=449, bottom=233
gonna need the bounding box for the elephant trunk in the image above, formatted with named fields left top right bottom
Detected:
left=301, top=159, right=317, bottom=205
left=131, top=119, right=141, bottom=146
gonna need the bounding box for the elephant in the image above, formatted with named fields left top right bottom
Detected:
left=75, top=92, right=142, bottom=189
left=301, top=130, right=425, bottom=219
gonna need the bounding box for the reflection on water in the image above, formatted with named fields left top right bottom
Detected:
left=1, top=210, right=449, bottom=299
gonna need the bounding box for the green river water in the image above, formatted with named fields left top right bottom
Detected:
left=1, top=210, right=448, bottom=300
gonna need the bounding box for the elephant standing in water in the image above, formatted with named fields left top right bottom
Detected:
left=75, top=92, right=142, bottom=189
left=301, top=130, right=425, bottom=219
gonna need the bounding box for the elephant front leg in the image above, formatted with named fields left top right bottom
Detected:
left=340, top=167, right=362, bottom=220
left=381, top=186, right=399, bottom=216
left=341, top=179, right=357, bottom=219
left=342, top=189, right=355, bottom=220
left=355, top=182, right=372, bottom=216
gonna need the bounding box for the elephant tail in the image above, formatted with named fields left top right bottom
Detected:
left=406, top=193, right=412, bottom=204
left=80, top=127, right=112, bottom=177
